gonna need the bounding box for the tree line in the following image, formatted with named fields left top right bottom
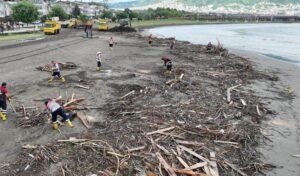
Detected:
left=11, top=0, right=186, bottom=24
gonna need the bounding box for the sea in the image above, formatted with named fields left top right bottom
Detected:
left=149, top=23, right=300, bottom=65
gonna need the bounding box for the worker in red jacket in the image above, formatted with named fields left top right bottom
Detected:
left=0, top=82, right=10, bottom=121
left=161, top=57, right=173, bottom=75
left=161, top=56, right=171, bottom=66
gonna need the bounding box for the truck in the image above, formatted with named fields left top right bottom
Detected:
left=68, top=19, right=93, bottom=28
left=43, top=20, right=61, bottom=35
left=98, top=19, right=109, bottom=31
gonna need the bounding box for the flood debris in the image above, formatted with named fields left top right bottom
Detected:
left=109, top=26, right=137, bottom=32
left=15, top=93, right=94, bottom=128
left=0, top=35, right=282, bottom=176
left=36, top=62, right=77, bottom=72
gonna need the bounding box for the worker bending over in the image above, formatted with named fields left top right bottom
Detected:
left=96, top=51, right=102, bottom=71
left=48, top=61, right=65, bottom=83
left=0, top=82, right=10, bottom=121
left=45, top=96, right=74, bottom=129
left=161, top=57, right=173, bottom=75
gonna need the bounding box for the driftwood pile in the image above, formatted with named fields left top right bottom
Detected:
left=109, top=26, right=137, bottom=32
left=17, top=106, right=48, bottom=128
left=15, top=93, right=92, bottom=129
left=36, top=62, right=77, bottom=72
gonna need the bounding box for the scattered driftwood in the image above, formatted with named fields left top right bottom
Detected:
left=227, top=84, right=242, bottom=103
left=147, top=126, right=175, bottom=135
left=155, top=152, right=176, bottom=176
left=214, top=140, right=239, bottom=145
left=166, top=73, right=184, bottom=87
left=119, top=90, right=135, bottom=100
left=4, top=37, right=277, bottom=176
left=74, top=84, right=90, bottom=90
left=36, top=62, right=77, bottom=72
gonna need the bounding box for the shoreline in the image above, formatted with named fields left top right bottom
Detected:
left=135, top=21, right=300, bottom=30
left=236, top=49, right=300, bottom=175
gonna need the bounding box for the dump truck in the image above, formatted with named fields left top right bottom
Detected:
left=68, top=19, right=83, bottom=28
left=68, top=19, right=93, bottom=28
left=43, top=20, right=61, bottom=35
left=98, top=19, right=109, bottom=31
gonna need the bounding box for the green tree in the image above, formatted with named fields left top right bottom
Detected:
left=116, top=12, right=127, bottom=20
left=49, top=5, right=68, bottom=20
left=72, top=5, right=81, bottom=18
left=79, top=14, right=88, bottom=22
left=101, top=11, right=113, bottom=19
left=129, top=11, right=138, bottom=20
left=12, top=1, right=39, bottom=24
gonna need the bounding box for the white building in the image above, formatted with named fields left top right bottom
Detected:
left=29, top=0, right=49, bottom=16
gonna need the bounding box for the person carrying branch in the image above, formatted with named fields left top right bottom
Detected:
left=0, top=82, right=10, bottom=121
left=44, top=96, right=74, bottom=129
left=96, top=51, right=102, bottom=71
left=48, top=61, right=65, bottom=83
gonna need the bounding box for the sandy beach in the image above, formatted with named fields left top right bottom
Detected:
left=0, top=28, right=299, bottom=175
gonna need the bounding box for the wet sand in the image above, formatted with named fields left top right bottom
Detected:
left=233, top=49, right=300, bottom=175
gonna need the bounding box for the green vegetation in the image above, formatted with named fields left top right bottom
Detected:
left=105, top=18, right=204, bottom=29
left=72, top=5, right=81, bottom=18
left=138, top=8, right=183, bottom=20
left=48, top=5, right=68, bottom=20
left=131, top=18, right=203, bottom=28
left=79, top=14, right=89, bottom=22
left=101, top=11, right=113, bottom=19
left=0, top=33, right=43, bottom=42
left=12, top=1, right=39, bottom=24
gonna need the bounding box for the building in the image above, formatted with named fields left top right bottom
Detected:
left=29, top=0, right=49, bottom=16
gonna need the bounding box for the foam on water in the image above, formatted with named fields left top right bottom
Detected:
left=149, top=23, right=300, bottom=65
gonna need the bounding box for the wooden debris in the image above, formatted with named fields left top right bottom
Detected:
left=63, top=98, right=85, bottom=107
left=127, top=146, right=145, bottom=152
left=175, top=140, right=204, bottom=146
left=214, top=140, right=239, bottom=145
left=174, top=169, right=207, bottom=176
left=22, top=144, right=38, bottom=149
left=209, top=152, right=219, bottom=176
left=223, top=160, right=247, bottom=176
left=155, top=152, right=176, bottom=176
left=147, top=126, right=175, bottom=135
left=119, top=90, right=135, bottom=100
left=185, top=162, right=208, bottom=170
left=291, top=154, right=300, bottom=158
left=256, top=104, right=262, bottom=116
left=227, top=84, right=242, bottom=103
left=74, top=84, right=90, bottom=90
left=77, top=113, right=91, bottom=129
left=179, top=145, right=210, bottom=163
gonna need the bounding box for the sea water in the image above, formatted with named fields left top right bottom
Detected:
left=149, top=23, right=300, bottom=65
